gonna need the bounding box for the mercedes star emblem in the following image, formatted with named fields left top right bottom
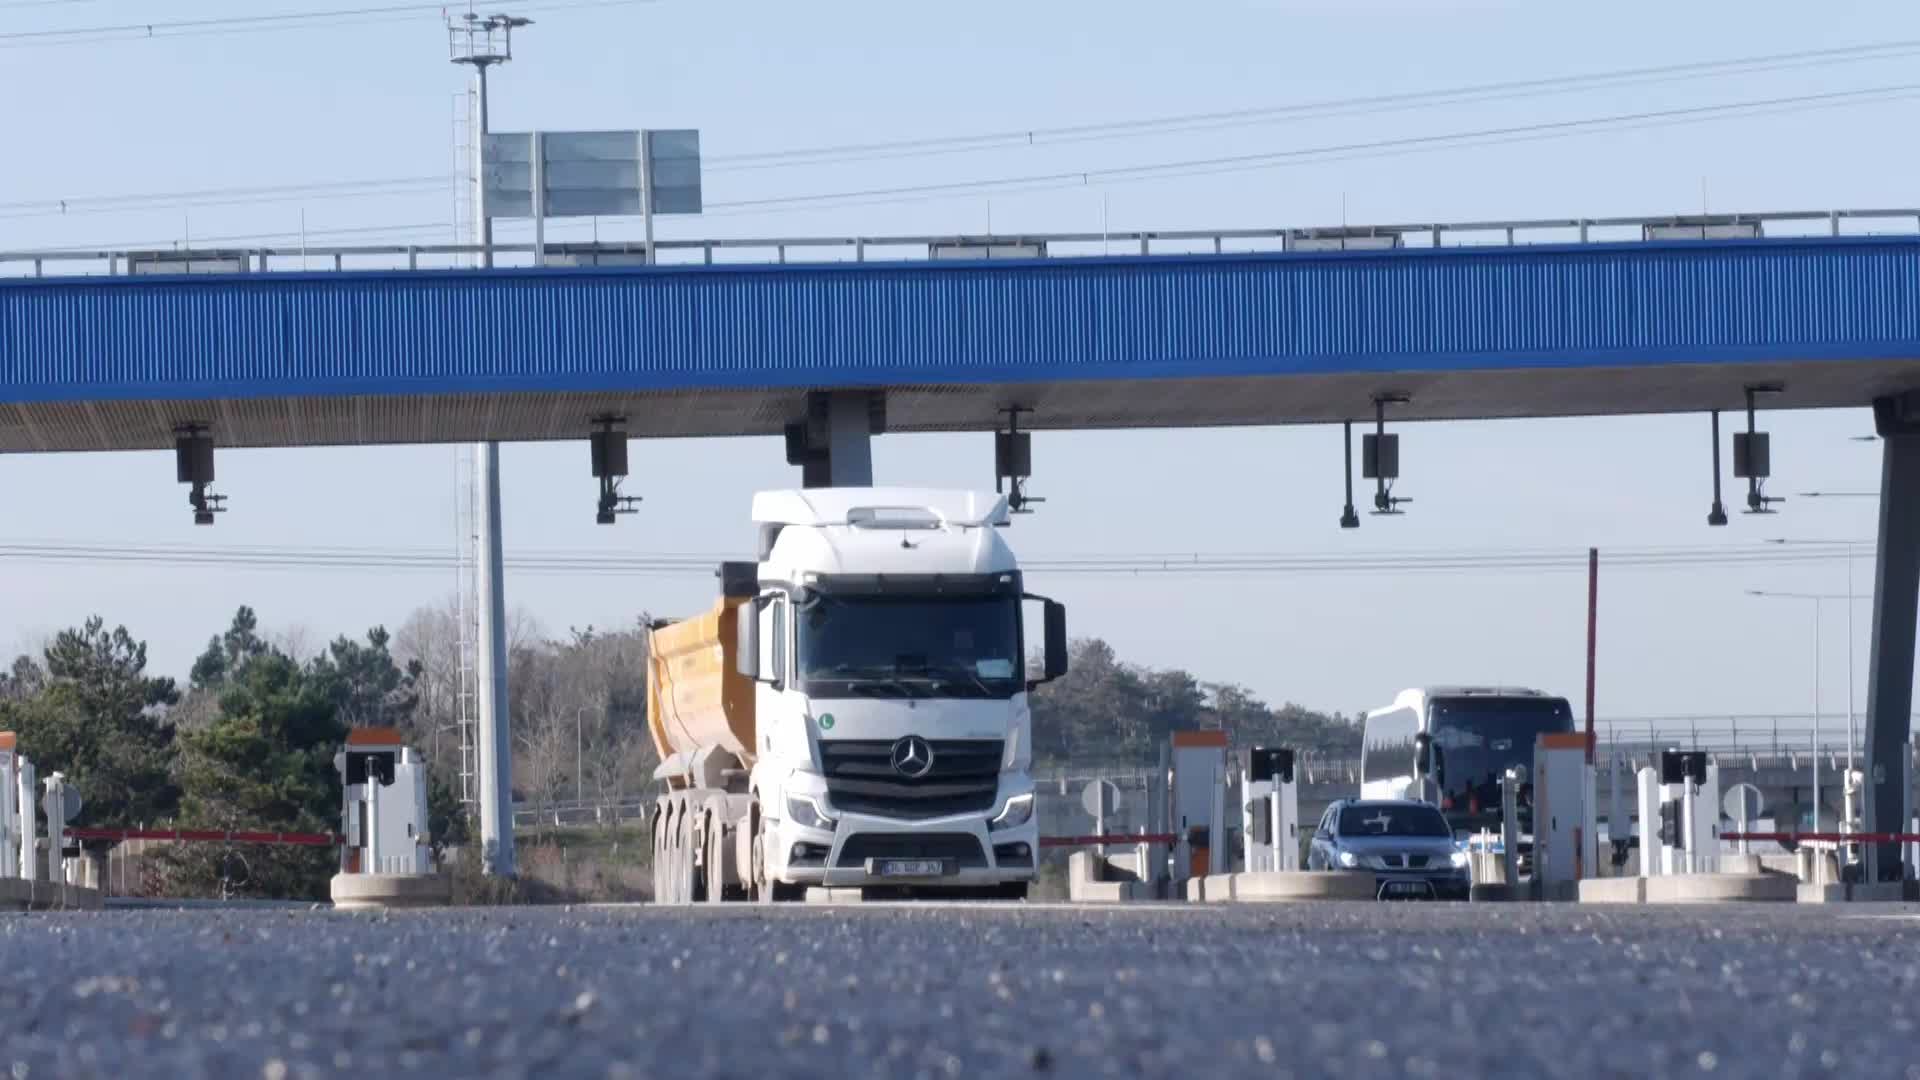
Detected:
left=890, top=735, right=935, bottom=779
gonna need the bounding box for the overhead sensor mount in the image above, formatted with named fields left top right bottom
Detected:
left=1362, top=394, right=1411, bottom=516
left=996, top=406, right=1044, bottom=515
left=589, top=416, right=641, bottom=525
left=1735, top=384, right=1786, bottom=515
left=173, top=423, right=225, bottom=526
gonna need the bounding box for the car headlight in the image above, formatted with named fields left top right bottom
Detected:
left=785, top=791, right=836, bottom=832
left=1337, top=850, right=1358, bottom=868
left=1450, top=850, right=1470, bottom=869
left=989, top=793, right=1034, bottom=832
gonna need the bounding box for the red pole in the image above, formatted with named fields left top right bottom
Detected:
left=1585, top=547, right=1598, bottom=764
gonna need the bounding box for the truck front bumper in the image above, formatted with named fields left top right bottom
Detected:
left=771, top=812, right=1038, bottom=888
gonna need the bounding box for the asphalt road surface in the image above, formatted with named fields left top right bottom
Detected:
left=4, top=901, right=1919, bottom=1079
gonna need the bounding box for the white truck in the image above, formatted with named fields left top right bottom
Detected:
left=647, top=487, right=1067, bottom=902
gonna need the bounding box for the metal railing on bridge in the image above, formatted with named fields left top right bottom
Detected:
left=8, top=207, right=1920, bottom=280
left=1593, top=714, right=1917, bottom=764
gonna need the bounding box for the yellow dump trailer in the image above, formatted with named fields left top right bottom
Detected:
left=647, top=596, right=757, bottom=787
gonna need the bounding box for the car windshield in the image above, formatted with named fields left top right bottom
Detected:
left=796, top=593, right=1021, bottom=694
left=1339, top=804, right=1452, bottom=838
left=1430, top=697, right=1574, bottom=815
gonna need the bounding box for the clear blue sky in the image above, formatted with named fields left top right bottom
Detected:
left=2, top=0, right=1915, bottom=730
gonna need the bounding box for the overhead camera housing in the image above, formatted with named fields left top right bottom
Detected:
left=995, top=406, right=1043, bottom=515
left=1736, top=384, right=1786, bottom=515
left=590, top=416, right=640, bottom=525
left=172, top=423, right=225, bottom=526
left=1361, top=394, right=1411, bottom=515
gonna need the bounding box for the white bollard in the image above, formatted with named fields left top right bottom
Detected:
left=1500, top=769, right=1521, bottom=886
left=1276, top=771, right=1299, bottom=872
left=1608, top=753, right=1626, bottom=871
left=365, top=769, right=382, bottom=873
left=1637, top=767, right=1660, bottom=879
left=1207, top=763, right=1226, bottom=878
left=0, top=738, right=17, bottom=879
left=1581, top=760, right=1600, bottom=880
left=1239, top=768, right=1255, bottom=873
left=41, top=772, right=67, bottom=885
left=1910, top=815, right=1918, bottom=882
left=1696, top=763, right=1721, bottom=875
left=1680, top=780, right=1696, bottom=876
left=18, top=757, right=37, bottom=882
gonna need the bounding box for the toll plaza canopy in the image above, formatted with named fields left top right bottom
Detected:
left=5, top=232, right=1920, bottom=452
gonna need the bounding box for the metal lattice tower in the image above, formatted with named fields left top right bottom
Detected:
left=454, top=445, right=481, bottom=809
left=450, top=91, right=475, bottom=266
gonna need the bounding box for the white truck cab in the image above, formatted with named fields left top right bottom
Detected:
left=731, top=488, right=1066, bottom=898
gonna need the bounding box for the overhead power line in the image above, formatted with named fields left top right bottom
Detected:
left=0, top=539, right=1873, bottom=579
left=0, top=0, right=656, bottom=47
left=5, top=37, right=1920, bottom=224
left=707, top=37, right=1920, bottom=172
left=0, top=176, right=450, bottom=222
left=703, top=83, right=1920, bottom=216
left=24, top=79, right=1917, bottom=251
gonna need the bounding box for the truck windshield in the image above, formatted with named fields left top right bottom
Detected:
left=1430, top=697, right=1574, bottom=819
left=796, top=594, right=1021, bottom=697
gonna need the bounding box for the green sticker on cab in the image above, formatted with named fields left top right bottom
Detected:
left=818, top=713, right=835, bottom=731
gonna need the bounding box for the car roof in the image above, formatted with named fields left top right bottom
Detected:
left=1335, top=798, right=1443, bottom=811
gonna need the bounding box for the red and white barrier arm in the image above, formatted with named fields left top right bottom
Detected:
left=1722, top=831, right=1920, bottom=844
left=1039, top=833, right=1178, bottom=849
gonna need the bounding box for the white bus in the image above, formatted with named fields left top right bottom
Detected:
left=1361, top=686, right=1575, bottom=836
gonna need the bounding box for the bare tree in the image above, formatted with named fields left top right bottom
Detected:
left=393, top=600, right=464, bottom=773
left=269, top=624, right=317, bottom=664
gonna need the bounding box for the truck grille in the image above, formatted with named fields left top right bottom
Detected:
left=835, top=832, right=987, bottom=869
left=817, top=739, right=1003, bottom=820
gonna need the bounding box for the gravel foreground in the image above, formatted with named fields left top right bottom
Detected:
left=2, top=901, right=1918, bottom=1079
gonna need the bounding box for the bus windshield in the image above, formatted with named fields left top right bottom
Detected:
left=1430, top=696, right=1574, bottom=817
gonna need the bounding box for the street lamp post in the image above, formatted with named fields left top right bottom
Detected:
left=574, top=704, right=591, bottom=805
left=1768, top=533, right=1878, bottom=772
left=1747, top=586, right=1872, bottom=833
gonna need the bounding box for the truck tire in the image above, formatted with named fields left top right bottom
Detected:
left=649, top=805, right=666, bottom=903
left=681, top=807, right=705, bottom=904
left=706, top=811, right=745, bottom=902
left=752, top=808, right=802, bottom=904
left=665, top=800, right=690, bottom=905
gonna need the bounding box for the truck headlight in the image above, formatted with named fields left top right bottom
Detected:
left=989, top=793, right=1034, bottom=832
left=785, top=792, right=836, bottom=832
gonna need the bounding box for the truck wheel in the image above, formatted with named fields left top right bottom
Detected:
left=666, top=802, right=689, bottom=905
left=703, top=813, right=727, bottom=903
left=753, top=810, right=801, bottom=904
left=667, top=806, right=680, bottom=904
left=681, top=809, right=704, bottom=904
left=649, top=806, right=666, bottom=903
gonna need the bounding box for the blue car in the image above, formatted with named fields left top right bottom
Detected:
left=1307, top=799, right=1472, bottom=900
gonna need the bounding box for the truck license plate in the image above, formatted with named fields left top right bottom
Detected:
left=874, top=859, right=948, bottom=878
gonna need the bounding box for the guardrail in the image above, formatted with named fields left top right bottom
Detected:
left=512, top=798, right=652, bottom=829
left=9, top=207, right=1920, bottom=280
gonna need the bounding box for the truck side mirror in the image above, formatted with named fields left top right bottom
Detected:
left=1042, top=600, right=1068, bottom=682
left=735, top=597, right=766, bottom=682
left=1021, top=594, right=1069, bottom=689
left=1412, top=732, right=1432, bottom=777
